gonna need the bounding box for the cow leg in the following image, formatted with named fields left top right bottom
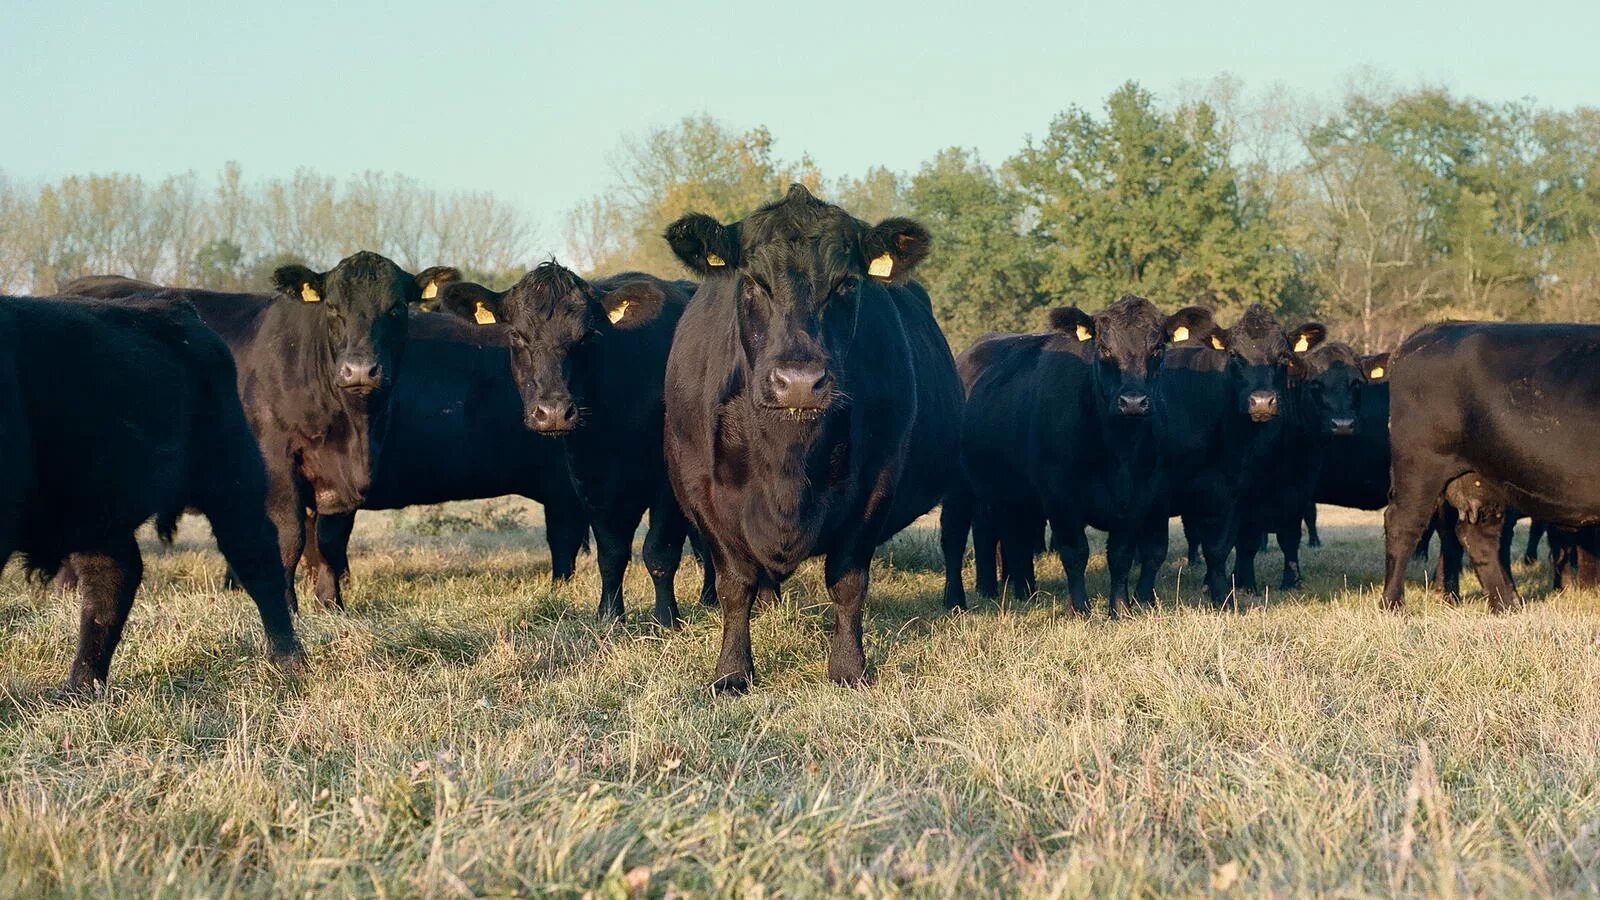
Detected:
left=689, top=530, right=718, bottom=607
left=997, top=514, right=1038, bottom=601
left=1457, top=512, right=1522, bottom=612
left=1382, top=465, right=1454, bottom=611
left=1435, top=509, right=1464, bottom=604
left=1549, top=528, right=1577, bottom=590
left=1185, top=508, right=1235, bottom=608
left=543, top=497, right=587, bottom=583
left=263, top=469, right=308, bottom=616
left=973, top=501, right=1000, bottom=600
left=591, top=512, right=638, bottom=623
left=1133, top=515, right=1167, bottom=606
left=1181, top=514, right=1202, bottom=566
left=939, top=486, right=974, bottom=612
left=641, top=495, right=687, bottom=628
left=824, top=551, right=872, bottom=686
left=1233, top=518, right=1265, bottom=595
left=1523, top=520, right=1547, bottom=566
left=710, top=554, right=757, bottom=694
left=1304, top=501, right=1322, bottom=548
left=309, top=511, right=355, bottom=610
left=1276, top=517, right=1304, bottom=590
left=1104, top=528, right=1135, bottom=619
left=63, top=536, right=141, bottom=693
left=1051, top=522, right=1091, bottom=615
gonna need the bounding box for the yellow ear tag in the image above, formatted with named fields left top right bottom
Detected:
left=421, top=282, right=439, bottom=300
left=868, top=252, right=894, bottom=278
left=1293, top=335, right=1310, bottom=352
left=472, top=300, right=497, bottom=325
left=1075, top=324, right=1092, bottom=342
left=300, top=284, right=321, bottom=303
left=1172, top=325, right=1190, bottom=343
left=607, top=300, right=630, bottom=325
left=1211, top=335, right=1225, bottom=350
left=706, top=253, right=726, bottom=267
left=1369, top=365, right=1385, bottom=379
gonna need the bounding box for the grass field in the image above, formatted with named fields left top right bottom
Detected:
left=3, top=500, right=1599, bottom=897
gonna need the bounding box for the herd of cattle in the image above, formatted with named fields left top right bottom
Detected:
left=3, top=183, right=1598, bottom=694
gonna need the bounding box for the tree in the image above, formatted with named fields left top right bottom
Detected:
left=904, top=149, right=1045, bottom=348
left=1008, top=82, right=1291, bottom=320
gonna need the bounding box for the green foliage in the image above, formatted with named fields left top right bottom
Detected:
left=904, top=148, right=1046, bottom=347
left=1008, top=82, right=1291, bottom=321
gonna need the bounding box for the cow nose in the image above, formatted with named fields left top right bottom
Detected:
left=1115, top=392, right=1151, bottom=417
left=1330, top=416, right=1357, bottom=436
left=768, top=365, right=832, bottom=409
left=336, top=359, right=382, bottom=393
left=1247, top=390, right=1279, bottom=421
left=528, top=402, right=578, bottom=432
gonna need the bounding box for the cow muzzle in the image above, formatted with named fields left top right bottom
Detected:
left=764, top=364, right=833, bottom=411
left=336, top=358, right=383, bottom=395
left=1329, top=417, right=1357, bottom=437
left=526, top=401, right=578, bottom=434
left=1115, top=391, right=1152, bottom=417
left=1246, top=390, right=1279, bottom=422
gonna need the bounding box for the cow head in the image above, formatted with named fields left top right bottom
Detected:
left=1048, top=295, right=1167, bottom=418
left=471, top=262, right=668, bottom=434
left=1295, top=341, right=1364, bottom=436
left=272, top=253, right=453, bottom=396
left=665, top=183, right=930, bottom=419
left=1222, top=304, right=1324, bottom=423
left=409, top=266, right=464, bottom=312
left=1360, top=352, right=1390, bottom=385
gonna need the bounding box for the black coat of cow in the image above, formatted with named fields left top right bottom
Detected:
left=662, top=184, right=962, bottom=692
left=1383, top=321, right=1600, bottom=611
left=299, top=311, right=590, bottom=606
left=942, top=297, right=1175, bottom=616
left=64, top=254, right=458, bottom=611
left=0, top=296, right=302, bottom=691
left=435, top=263, right=706, bottom=627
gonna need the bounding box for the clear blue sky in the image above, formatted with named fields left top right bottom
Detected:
left=4, top=0, right=1596, bottom=252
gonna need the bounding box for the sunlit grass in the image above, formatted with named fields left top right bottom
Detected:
left=3, top=503, right=1597, bottom=896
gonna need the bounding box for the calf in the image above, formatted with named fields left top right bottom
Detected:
left=437, top=263, right=707, bottom=627
left=1383, top=321, right=1600, bottom=611
left=942, top=297, right=1174, bottom=616
left=663, top=183, right=963, bottom=691
left=299, top=311, right=589, bottom=606
left=64, top=254, right=457, bottom=611
left=0, top=296, right=302, bottom=691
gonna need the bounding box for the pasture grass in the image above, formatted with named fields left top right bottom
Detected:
left=3, top=502, right=1599, bottom=897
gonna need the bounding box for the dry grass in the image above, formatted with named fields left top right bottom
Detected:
left=4, top=501, right=1599, bottom=897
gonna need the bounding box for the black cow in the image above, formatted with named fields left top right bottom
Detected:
left=436, top=263, right=708, bottom=627
left=64, top=254, right=457, bottom=611
left=298, top=311, right=589, bottom=606
left=662, top=184, right=963, bottom=692
left=1383, top=321, right=1600, bottom=611
left=942, top=297, right=1174, bottom=616
left=0, top=296, right=302, bottom=691
left=1300, top=351, right=1391, bottom=544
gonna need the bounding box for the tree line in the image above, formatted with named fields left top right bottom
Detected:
left=4, top=78, right=1598, bottom=351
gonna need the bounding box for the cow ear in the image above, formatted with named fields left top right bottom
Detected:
left=1047, top=307, right=1095, bottom=342
left=437, top=282, right=506, bottom=325
left=665, top=213, right=741, bottom=275
left=861, top=217, right=932, bottom=283
left=1361, top=352, right=1390, bottom=382
left=414, top=266, right=462, bottom=306
left=598, top=281, right=667, bottom=330
left=273, top=265, right=323, bottom=303
left=1164, top=306, right=1217, bottom=345
left=1289, top=323, right=1328, bottom=354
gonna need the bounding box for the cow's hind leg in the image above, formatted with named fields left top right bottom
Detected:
left=997, top=512, right=1039, bottom=602
left=1457, top=512, right=1522, bottom=612
left=1304, top=501, right=1321, bottom=548
left=939, top=486, right=974, bottom=611
left=64, top=536, right=141, bottom=693
left=1435, top=508, right=1464, bottom=604
left=1382, top=462, right=1456, bottom=611
left=973, top=502, right=1000, bottom=600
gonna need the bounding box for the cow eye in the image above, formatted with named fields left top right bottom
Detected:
left=835, top=276, right=858, bottom=295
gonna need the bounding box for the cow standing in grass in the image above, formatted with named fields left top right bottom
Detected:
left=941, top=296, right=1176, bottom=616
left=662, top=184, right=962, bottom=692
left=439, top=264, right=708, bottom=627
left=0, top=296, right=302, bottom=691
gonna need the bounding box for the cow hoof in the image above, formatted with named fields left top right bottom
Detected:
left=828, top=666, right=871, bottom=687
left=653, top=611, right=684, bottom=629
left=942, top=589, right=968, bottom=613
left=1307, top=538, right=1322, bottom=548
left=711, top=672, right=752, bottom=695
left=269, top=646, right=308, bottom=678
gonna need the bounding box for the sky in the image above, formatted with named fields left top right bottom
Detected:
left=4, top=0, right=1598, bottom=253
